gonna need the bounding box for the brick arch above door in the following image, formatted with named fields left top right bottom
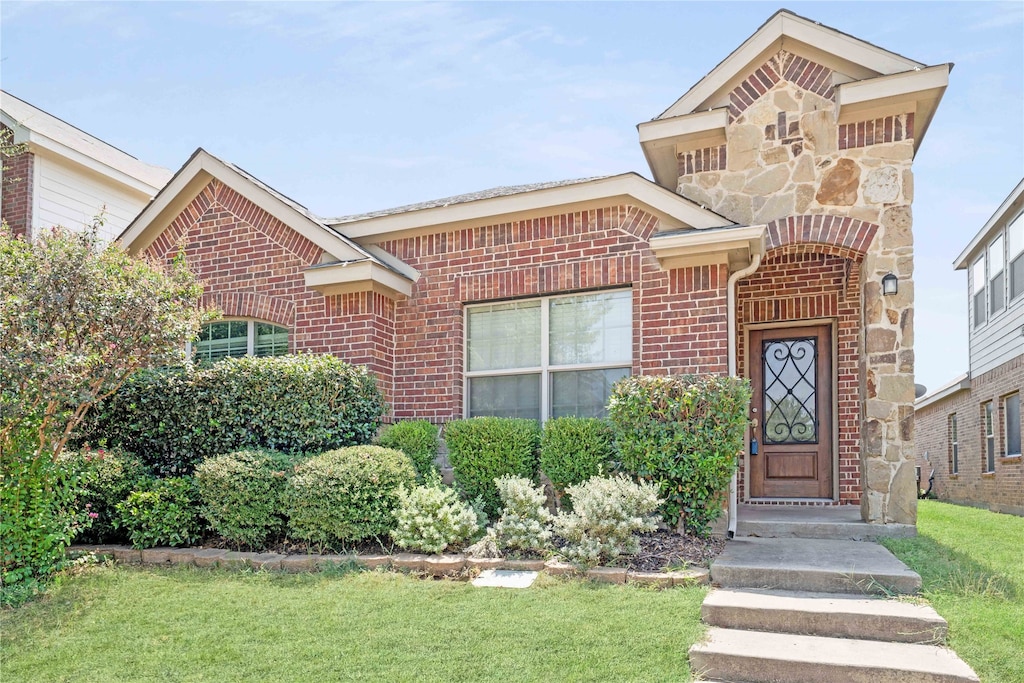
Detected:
left=765, top=215, right=879, bottom=262
left=201, top=291, right=296, bottom=328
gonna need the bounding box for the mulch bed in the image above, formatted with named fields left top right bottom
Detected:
left=201, top=529, right=725, bottom=572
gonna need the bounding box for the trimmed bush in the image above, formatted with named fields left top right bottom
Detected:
left=285, top=446, right=416, bottom=548
left=62, top=447, right=152, bottom=544
left=445, top=418, right=540, bottom=517
left=196, top=449, right=297, bottom=549
left=377, top=420, right=440, bottom=480
left=79, top=355, right=388, bottom=475
left=554, top=475, right=661, bottom=567
left=540, top=417, right=616, bottom=508
left=391, top=477, right=482, bottom=554
left=115, top=477, right=204, bottom=549
left=608, top=374, right=750, bottom=536
left=490, top=476, right=553, bottom=554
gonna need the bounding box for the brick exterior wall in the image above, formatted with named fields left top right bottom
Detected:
left=376, top=205, right=729, bottom=422
left=915, top=355, right=1024, bottom=516
left=1, top=124, right=34, bottom=239
left=143, top=179, right=396, bottom=395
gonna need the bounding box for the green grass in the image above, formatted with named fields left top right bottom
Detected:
left=883, top=500, right=1024, bottom=683
left=1, top=566, right=707, bottom=682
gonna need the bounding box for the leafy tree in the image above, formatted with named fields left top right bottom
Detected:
left=1, top=221, right=207, bottom=594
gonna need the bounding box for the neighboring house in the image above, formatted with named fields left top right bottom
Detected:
left=0, top=90, right=172, bottom=241
left=120, top=10, right=950, bottom=527
left=915, top=180, right=1023, bottom=516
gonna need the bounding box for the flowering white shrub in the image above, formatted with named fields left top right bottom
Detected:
left=491, top=476, right=553, bottom=553
left=554, top=475, right=662, bottom=567
left=390, top=479, right=481, bottom=554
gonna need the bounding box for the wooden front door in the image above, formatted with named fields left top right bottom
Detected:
left=749, top=325, right=833, bottom=499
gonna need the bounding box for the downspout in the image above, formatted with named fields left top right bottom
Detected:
left=726, top=252, right=762, bottom=539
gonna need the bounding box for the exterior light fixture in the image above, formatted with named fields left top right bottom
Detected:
left=882, top=272, right=898, bottom=296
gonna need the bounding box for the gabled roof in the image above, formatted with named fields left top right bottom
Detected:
left=331, top=172, right=733, bottom=242
left=0, top=90, right=171, bottom=195
left=638, top=9, right=950, bottom=189
left=119, top=149, right=415, bottom=299
left=953, top=178, right=1024, bottom=270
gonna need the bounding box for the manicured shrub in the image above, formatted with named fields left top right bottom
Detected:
left=80, top=355, right=388, bottom=475
left=608, top=374, right=750, bottom=536
left=391, top=476, right=482, bottom=554
left=62, top=447, right=152, bottom=544
left=285, top=446, right=416, bottom=548
left=196, top=449, right=297, bottom=549
left=540, top=417, right=616, bottom=508
left=490, top=476, right=553, bottom=554
left=115, top=477, right=204, bottom=549
left=377, top=420, right=440, bottom=480
left=445, top=418, right=540, bottom=517
left=553, top=475, right=661, bottom=567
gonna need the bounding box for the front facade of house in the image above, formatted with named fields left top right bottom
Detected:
left=915, top=180, right=1024, bottom=516
left=0, top=91, right=172, bottom=241
left=120, top=11, right=950, bottom=526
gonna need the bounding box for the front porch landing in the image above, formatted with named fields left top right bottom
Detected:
left=735, top=504, right=916, bottom=541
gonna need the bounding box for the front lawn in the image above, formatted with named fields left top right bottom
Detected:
left=883, top=500, right=1024, bottom=683
left=1, top=567, right=706, bottom=682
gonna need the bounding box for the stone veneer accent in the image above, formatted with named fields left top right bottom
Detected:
left=677, top=49, right=918, bottom=524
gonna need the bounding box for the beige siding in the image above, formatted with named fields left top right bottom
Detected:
left=33, top=151, right=151, bottom=241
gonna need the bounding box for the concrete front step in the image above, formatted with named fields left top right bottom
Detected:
left=711, top=537, right=922, bottom=595
left=689, top=628, right=979, bottom=683
left=735, top=504, right=916, bottom=541
left=702, top=588, right=947, bottom=644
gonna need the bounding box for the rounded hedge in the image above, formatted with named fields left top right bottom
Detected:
left=444, top=417, right=540, bottom=518
left=115, top=477, right=205, bottom=549
left=377, top=420, right=439, bottom=480
left=79, top=355, right=388, bottom=475
left=540, top=417, right=616, bottom=508
left=284, top=445, right=416, bottom=547
left=196, top=449, right=298, bottom=549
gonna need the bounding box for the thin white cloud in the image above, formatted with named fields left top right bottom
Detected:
left=968, top=2, right=1023, bottom=30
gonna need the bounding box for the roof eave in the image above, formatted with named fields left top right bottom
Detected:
left=953, top=178, right=1024, bottom=270
left=649, top=224, right=766, bottom=270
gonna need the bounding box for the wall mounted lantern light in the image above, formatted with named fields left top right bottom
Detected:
left=882, top=272, right=898, bottom=296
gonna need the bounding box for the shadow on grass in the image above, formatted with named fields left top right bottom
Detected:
left=881, top=533, right=1017, bottom=601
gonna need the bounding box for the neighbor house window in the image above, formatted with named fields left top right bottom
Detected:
left=194, top=320, right=289, bottom=362
left=1010, top=213, right=1024, bottom=301
left=465, top=289, right=632, bottom=421
left=972, top=258, right=986, bottom=327
left=988, top=235, right=1005, bottom=315
left=983, top=401, right=995, bottom=473
left=949, top=413, right=958, bottom=475
left=1005, top=393, right=1021, bottom=457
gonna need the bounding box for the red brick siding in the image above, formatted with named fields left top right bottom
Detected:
left=838, top=113, right=914, bottom=150
left=729, top=53, right=835, bottom=120
left=915, top=355, right=1024, bottom=515
left=1, top=124, right=34, bottom=239
left=143, top=179, right=395, bottom=396
left=736, top=250, right=864, bottom=505
left=765, top=215, right=878, bottom=258
left=677, top=145, right=727, bottom=177
left=377, top=205, right=730, bottom=422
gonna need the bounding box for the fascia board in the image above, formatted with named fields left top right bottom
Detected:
left=304, top=260, right=413, bottom=299
left=638, top=110, right=728, bottom=190
left=22, top=129, right=160, bottom=196
left=650, top=224, right=766, bottom=256
left=836, top=65, right=950, bottom=114
left=337, top=175, right=730, bottom=242
left=914, top=373, right=971, bottom=410
left=954, top=179, right=1024, bottom=269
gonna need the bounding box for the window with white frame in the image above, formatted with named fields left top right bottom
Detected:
left=1009, top=213, right=1024, bottom=301
left=949, top=413, right=958, bottom=475
left=972, top=258, right=986, bottom=327
left=193, top=320, right=289, bottom=363
left=988, top=235, right=1005, bottom=315
left=983, top=401, right=995, bottom=473
left=465, top=289, right=632, bottom=421
left=1005, top=393, right=1021, bottom=458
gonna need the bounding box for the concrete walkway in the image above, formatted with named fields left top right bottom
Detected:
left=690, top=535, right=979, bottom=682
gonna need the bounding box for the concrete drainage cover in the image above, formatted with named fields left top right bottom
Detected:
left=471, top=569, right=538, bottom=589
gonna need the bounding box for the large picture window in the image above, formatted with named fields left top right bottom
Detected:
left=194, top=320, right=289, bottom=362
left=466, top=290, right=632, bottom=421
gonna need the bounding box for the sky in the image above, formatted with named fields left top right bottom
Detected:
left=1, top=1, right=1021, bottom=393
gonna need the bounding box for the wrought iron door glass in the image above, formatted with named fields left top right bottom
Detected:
left=762, top=337, right=818, bottom=444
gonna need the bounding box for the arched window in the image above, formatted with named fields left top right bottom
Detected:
left=193, top=320, right=288, bottom=362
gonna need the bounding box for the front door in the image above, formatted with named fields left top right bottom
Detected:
left=749, top=325, right=833, bottom=499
